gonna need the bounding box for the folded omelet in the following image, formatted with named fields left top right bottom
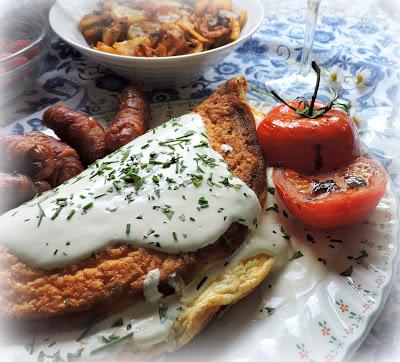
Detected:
left=0, top=77, right=274, bottom=360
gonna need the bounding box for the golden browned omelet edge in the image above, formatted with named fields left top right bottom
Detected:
left=117, top=253, right=274, bottom=361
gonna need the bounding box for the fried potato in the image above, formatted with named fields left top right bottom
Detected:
left=177, top=17, right=209, bottom=43
left=95, top=41, right=120, bottom=54
left=80, top=1, right=247, bottom=57
left=230, top=18, right=241, bottom=41
left=113, top=37, right=152, bottom=56
left=239, top=9, right=248, bottom=29
left=111, top=5, right=146, bottom=24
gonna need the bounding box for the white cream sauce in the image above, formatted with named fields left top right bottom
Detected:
left=220, top=144, right=233, bottom=153
left=1, top=165, right=384, bottom=361
left=0, top=295, right=182, bottom=362
left=143, top=269, right=163, bottom=303
left=0, top=113, right=260, bottom=269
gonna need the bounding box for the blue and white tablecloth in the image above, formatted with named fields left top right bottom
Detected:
left=2, top=4, right=400, bottom=361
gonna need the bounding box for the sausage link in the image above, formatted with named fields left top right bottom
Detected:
left=0, top=172, right=51, bottom=214
left=105, top=85, right=150, bottom=153
left=0, top=134, right=55, bottom=180
left=42, top=105, right=107, bottom=166
left=26, top=132, right=84, bottom=187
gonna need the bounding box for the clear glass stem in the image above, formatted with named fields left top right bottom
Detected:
left=300, top=0, right=322, bottom=75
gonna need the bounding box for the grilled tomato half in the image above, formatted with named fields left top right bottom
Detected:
left=272, top=156, right=388, bottom=229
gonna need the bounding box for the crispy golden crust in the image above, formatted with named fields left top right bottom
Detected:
left=195, top=76, right=266, bottom=205
left=0, top=77, right=266, bottom=319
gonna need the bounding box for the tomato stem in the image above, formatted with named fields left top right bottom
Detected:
left=270, top=91, right=297, bottom=112
left=308, top=61, right=320, bottom=117
left=254, top=61, right=352, bottom=119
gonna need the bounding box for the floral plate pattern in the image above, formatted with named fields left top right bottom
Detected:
left=1, top=12, right=400, bottom=362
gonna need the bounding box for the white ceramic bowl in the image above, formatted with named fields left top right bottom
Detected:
left=49, top=0, right=264, bottom=87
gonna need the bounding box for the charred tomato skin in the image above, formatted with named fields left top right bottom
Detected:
left=272, top=156, right=388, bottom=229
left=257, top=101, right=361, bottom=174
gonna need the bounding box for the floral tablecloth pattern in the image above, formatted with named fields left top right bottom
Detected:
left=1, top=7, right=400, bottom=362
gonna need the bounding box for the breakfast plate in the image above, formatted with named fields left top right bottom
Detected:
left=0, top=96, right=398, bottom=362
left=0, top=5, right=399, bottom=362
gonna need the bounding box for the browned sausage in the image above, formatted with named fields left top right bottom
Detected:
left=25, top=132, right=84, bottom=187
left=0, top=133, right=55, bottom=180
left=0, top=172, right=51, bottom=214
left=105, top=85, right=150, bottom=153
left=42, top=105, right=107, bottom=166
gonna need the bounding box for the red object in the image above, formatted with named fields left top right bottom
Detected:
left=3, top=56, right=29, bottom=71
left=7, top=39, right=32, bottom=53
left=272, top=156, right=388, bottom=229
left=257, top=101, right=361, bottom=174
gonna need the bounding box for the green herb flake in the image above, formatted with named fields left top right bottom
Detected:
left=37, top=203, right=45, bottom=227
left=266, top=203, right=279, bottom=213
left=90, top=332, right=134, bottom=355
left=159, top=303, right=168, bottom=323
left=26, top=330, right=37, bottom=355
left=83, top=202, right=94, bottom=211
left=340, top=266, right=353, bottom=277
left=111, top=318, right=124, bottom=328
left=198, top=197, right=209, bottom=209
left=113, top=180, right=122, bottom=191
left=196, top=276, right=208, bottom=290
left=67, top=209, right=76, bottom=221
left=67, top=347, right=85, bottom=361
left=51, top=205, right=65, bottom=220
left=222, top=235, right=232, bottom=249
left=126, top=223, right=131, bottom=235
left=289, top=251, right=304, bottom=261
left=280, top=226, right=291, bottom=240
left=76, top=317, right=105, bottom=342
left=162, top=205, right=174, bottom=220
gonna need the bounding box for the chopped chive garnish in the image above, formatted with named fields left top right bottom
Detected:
left=280, top=226, right=291, bottom=240
left=51, top=206, right=64, bottom=220
left=162, top=206, right=174, bottom=220
left=76, top=317, right=105, bottom=342
left=126, top=223, right=131, bottom=234
left=222, top=235, right=232, bottom=249
left=196, top=276, right=208, bottom=290
left=67, top=209, right=76, bottom=220
left=37, top=203, right=45, bottom=227
left=27, top=330, right=37, bottom=355
left=289, top=251, right=303, bottom=261
left=121, top=150, right=130, bottom=162
left=198, top=197, right=209, bottom=209
left=90, top=332, right=133, bottom=355
left=113, top=180, right=121, bottom=191
left=266, top=204, right=279, bottom=213
left=340, top=266, right=353, bottom=277
left=111, top=318, right=123, bottom=328
left=159, top=303, right=168, bottom=323
left=83, top=202, right=94, bottom=211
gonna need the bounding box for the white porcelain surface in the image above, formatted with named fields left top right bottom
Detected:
left=0, top=100, right=398, bottom=361
left=49, top=0, right=264, bottom=87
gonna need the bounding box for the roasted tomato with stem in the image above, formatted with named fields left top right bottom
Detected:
left=256, top=61, right=360, bottom=174
left=272, top=156, right=388, bottom=229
